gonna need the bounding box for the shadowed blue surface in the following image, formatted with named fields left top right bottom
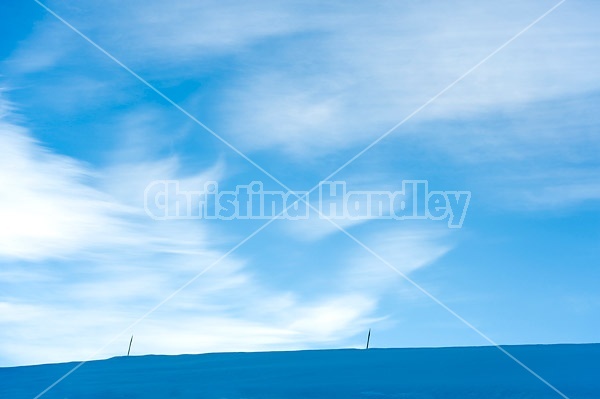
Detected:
left=1, top=344, right=598, bottom=398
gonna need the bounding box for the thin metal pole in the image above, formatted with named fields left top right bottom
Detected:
left=127, top=335, right=133, bottom=356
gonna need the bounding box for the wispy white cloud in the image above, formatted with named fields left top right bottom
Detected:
left=343, top=227, right=452, bottom=296
left=0, top=123, right=128, bottom=260
left=11, top=1, right=600, bottom=159
left=218, top=1, right=600, bottom=157
left=6, top=0, right=600, bottom=168
left=509, top=168, right=600, bottom=209
left=3, top=20, right=75, bottom=75
left=0, top=111, right=390, bottom=366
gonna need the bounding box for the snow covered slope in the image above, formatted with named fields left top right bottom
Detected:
left=1, top=344, right=598, bottom=398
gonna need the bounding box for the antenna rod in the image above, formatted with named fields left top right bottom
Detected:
left=127, top=335, right=134, bottom=356
left=366, top=328, right=371, bottom=349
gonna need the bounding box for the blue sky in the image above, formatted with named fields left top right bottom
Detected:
left=0, top=0, right=599, bottom=367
